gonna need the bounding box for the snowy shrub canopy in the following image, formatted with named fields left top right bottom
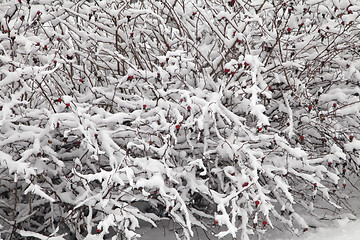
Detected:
left=0, top=0, right=359, bottom=239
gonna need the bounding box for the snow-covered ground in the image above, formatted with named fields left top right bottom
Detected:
left=297, top=218, right=360, bottom=240
left=138, top=218, right=360, bottom=240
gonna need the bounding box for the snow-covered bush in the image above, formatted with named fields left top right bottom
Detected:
left=0, top=0, right=359, bottom=239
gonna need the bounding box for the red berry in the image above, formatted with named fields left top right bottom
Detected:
left=36, top=42, right=40, bottom=46
left=257, top=127, right=262, bottom=132
left=180, top=98, right=183, bottom=102
left=96, top=229, right=101, bottom=233
left=169, top=206, right=173, bottom=211
left=57, top=37, right=61, bottom=41
left=56, top=122, right=60, bottom=128
left=143, top=104, right=147, bottom=109
left=37, top=11, right=41, bottom=15
left=176, top=125, right=180, bottom=130
left=244, top=62, right=249, bottom=67
left=231, top=71, right=235, bottom=75
left=242, top=182, right=249, bottom=187
left=313, top=183, right=317, bottom=187
left=287, top=27, right=291, bottom=32
left=58, top=97, right=62, bottom=103
left=349, top=135, right=354, bottom=142
left=268, top=86, right=272, bottom=91
left=262, top=220, right=267, bottom=226
left=18, top=0, right=21, bottom=3
left=130, top=32, right=134, bottom=37
left=231, top=172, right=235, bottom=176
left=300, top=22, right=304, bottom=27
left=328, top=162, right=332, bottom=166
left=94, top=134, right=98, bottom=138
left=128, top=75, right=134, bottom=80
left=187, top=106, right=191, bottom=110
left=53, top=60, right=57, bottom=64
left=79, top=78, right=83, bottom=83
left=65, top=103, right=70, bottom=107
left=214, top=220, right=218, bottom=225
left=343, top=183, right=346, bottom=188
left=341, top=21, right=345, bottom=25
left=303, top=228, right=309, bottom=232
left=308, top=105, right=313, bottom=111
left=154, top=190, right=158, bottom=194
left=255, top=200, right=260, bottom=206
left=333, top=103, right=337, bottom=108
left=193, top=12, right=197, bottom=16
left=224, top=68, right=230, bottom=73
left=43, top=45, right=47, bottom=50
left=343, top=169, right=347, bottom=173
left=300, top=135, right=305, bottom=141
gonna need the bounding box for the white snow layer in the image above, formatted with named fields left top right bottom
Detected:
left=138, top=218, right=360, bottom=240
left=296, top=218, right=360, bottom=240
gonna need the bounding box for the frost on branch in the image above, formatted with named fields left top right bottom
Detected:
left=0, top=0, right=359, bottom=239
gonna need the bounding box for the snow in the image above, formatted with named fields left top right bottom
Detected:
left=0, top=0, right=359, bottom=239
left=24, top=184, right=55, bottom=202
left=138, top=218, right=360, bottom=240
left=18, top=230, right=66, bottom=240
left=295, top=219, right=360, bottom=240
